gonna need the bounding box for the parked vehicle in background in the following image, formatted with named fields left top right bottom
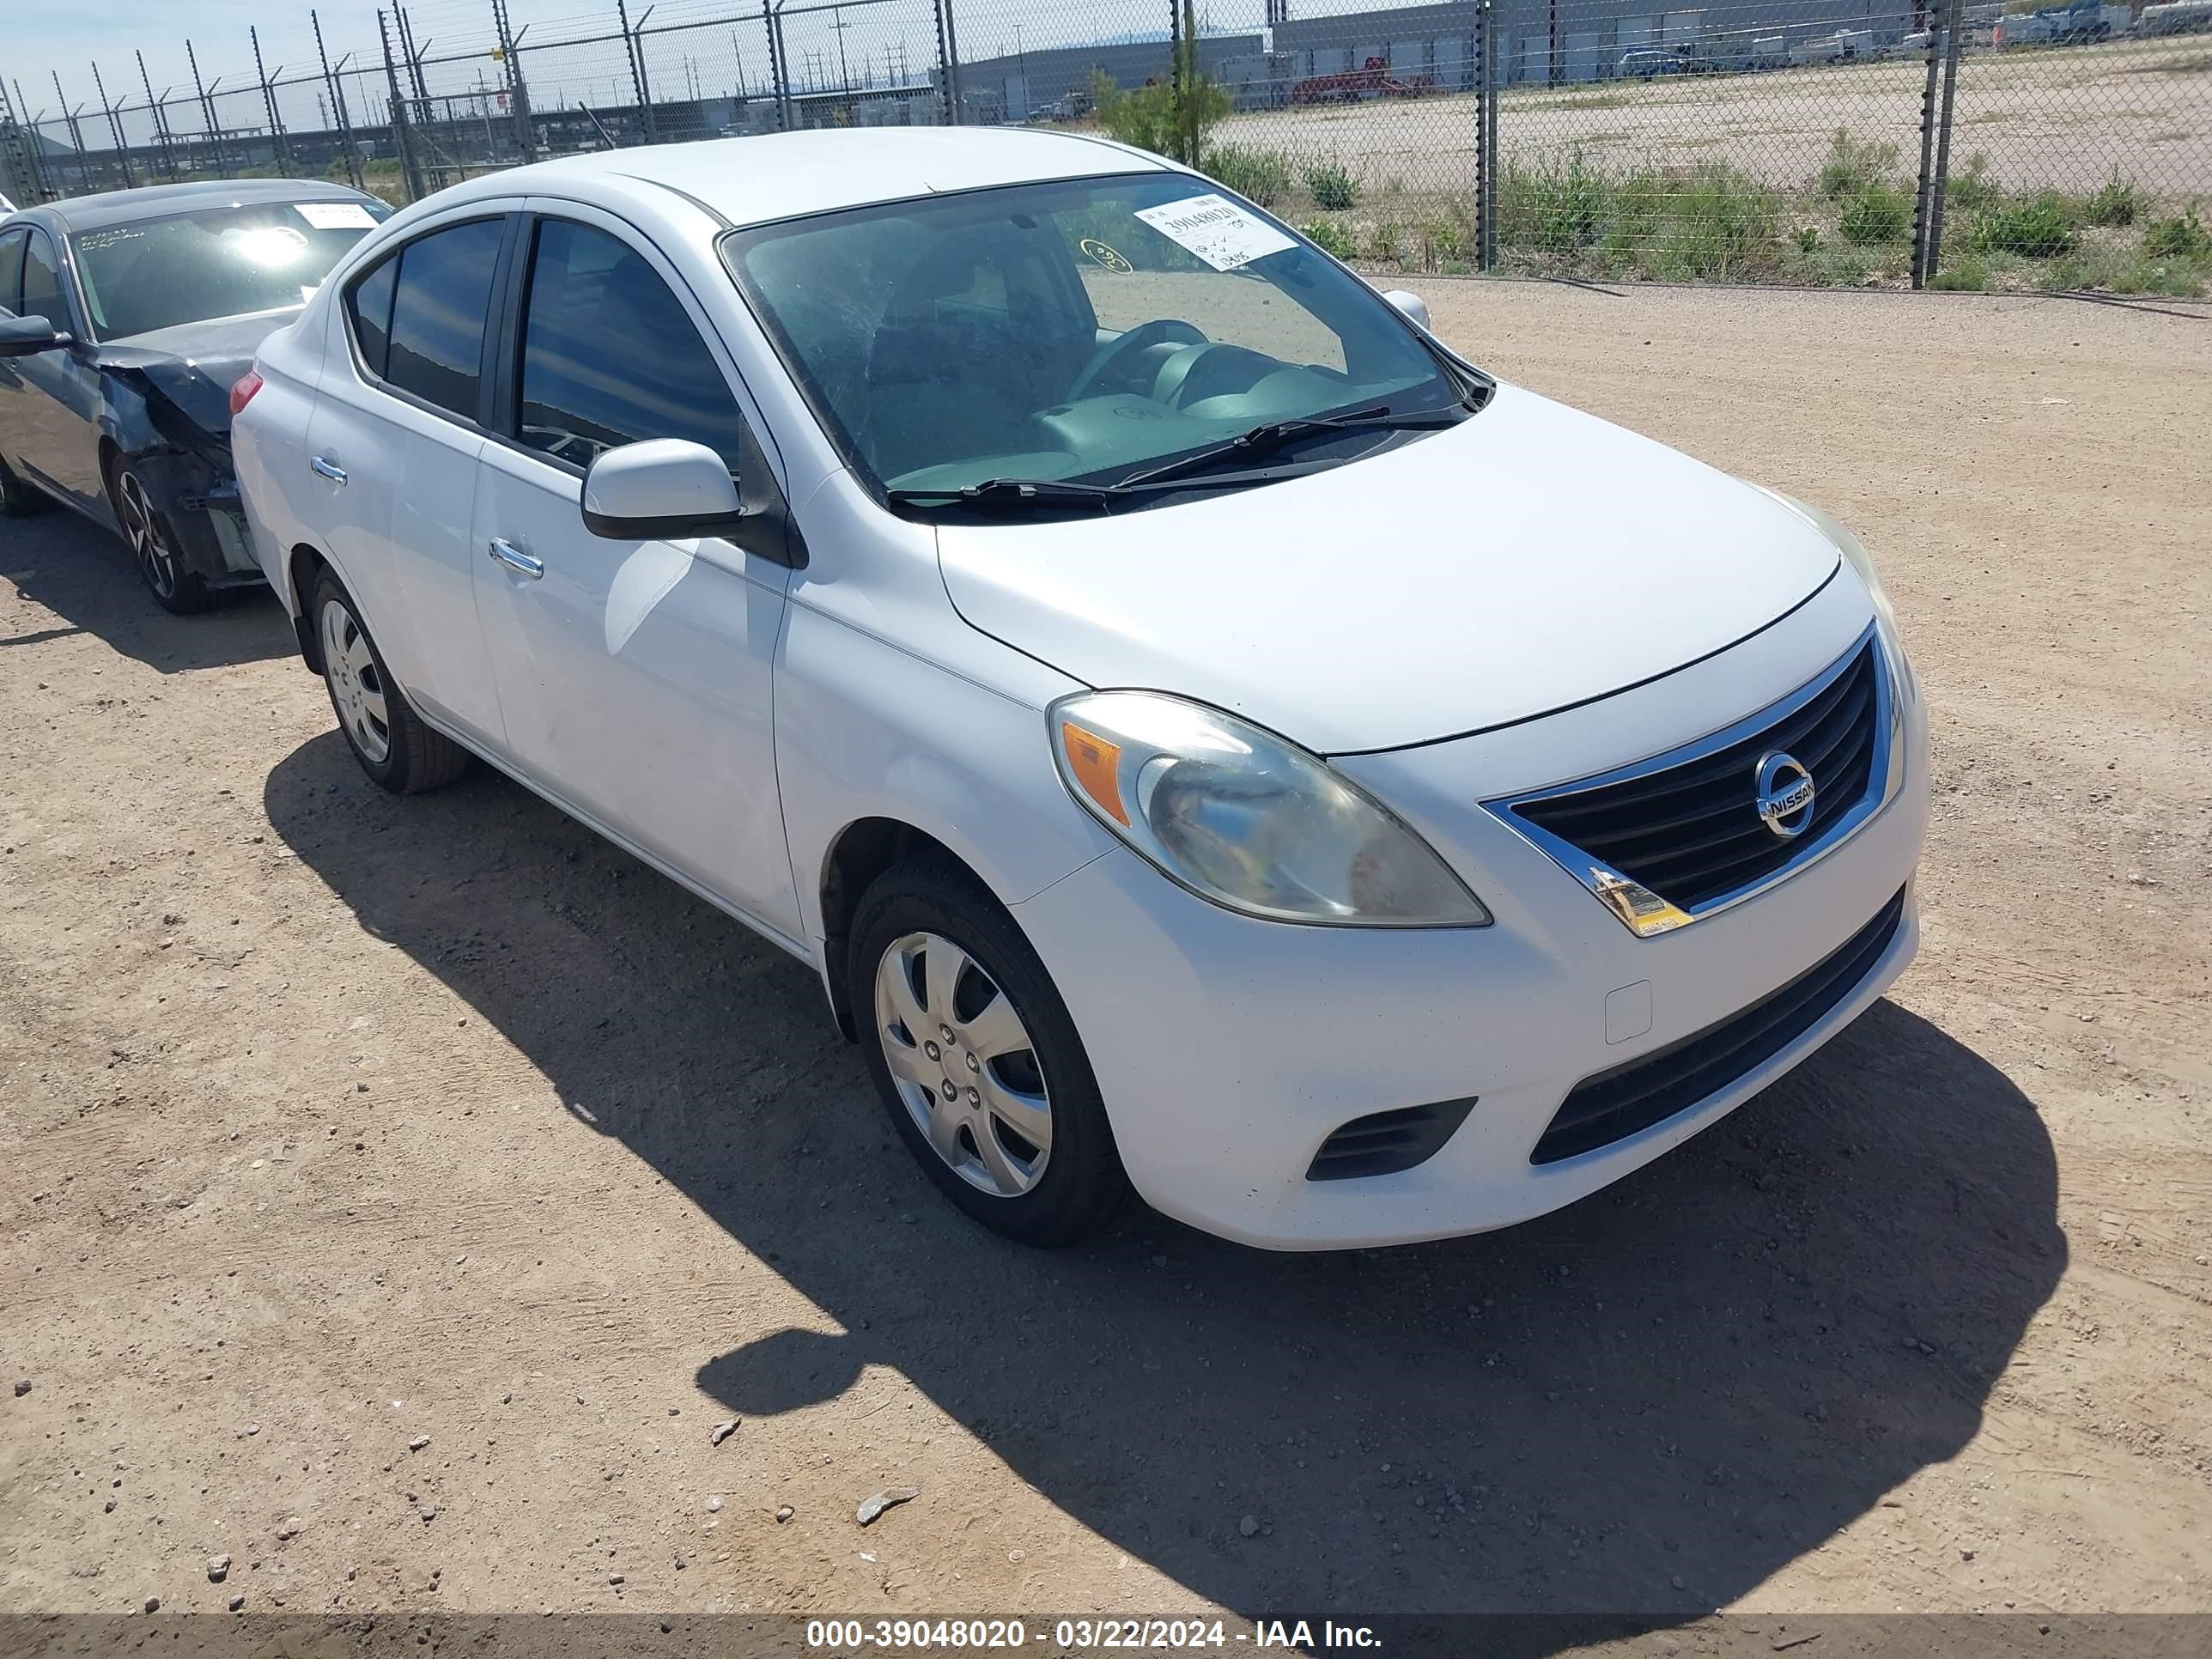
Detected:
left=0, top=179, right=392, bottom=611
left=233, top=129, right=1927, bottom=1252
left=1992, top=2, right=2130, bottom=44
left=1291, top=56, right=1436, bottom=103
left=2140, top=0, right=2212, bottom=34
left=1619, top=47, right=1696, bottom=78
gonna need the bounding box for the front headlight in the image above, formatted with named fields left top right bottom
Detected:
left=1049, top=690, right=1491, bottom=927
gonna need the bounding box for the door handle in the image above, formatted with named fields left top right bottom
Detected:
left=487, top=538, right=544, bottom=579
left=310, top=455, right=347, bottom=484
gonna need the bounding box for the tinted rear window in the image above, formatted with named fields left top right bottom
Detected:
left=347, top=255, right=398, bottom=380
left=384, top=218, right=505, bottom=422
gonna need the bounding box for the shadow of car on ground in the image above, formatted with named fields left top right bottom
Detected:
left=0, top=503, right=295, bottom=675
left=264, top=729, right=2064, bottom=1625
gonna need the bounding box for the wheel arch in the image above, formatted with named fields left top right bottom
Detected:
left=289, top=544, right=333, bottom=670
left=818, top=816, right=1000, bottom=1042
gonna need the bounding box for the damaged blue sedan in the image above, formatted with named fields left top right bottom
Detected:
left=0, top=179, right=389, bottom=612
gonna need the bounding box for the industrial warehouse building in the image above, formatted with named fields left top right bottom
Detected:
left=951, top=0, right=1926, bottom=119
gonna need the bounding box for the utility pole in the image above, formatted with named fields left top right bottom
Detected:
left=832, top=7, right=853, bottom=92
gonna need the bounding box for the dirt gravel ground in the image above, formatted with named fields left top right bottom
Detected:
left=1217, top=42, right=2212, bottom=201
left=2, top=283, right=2209, bottom=1629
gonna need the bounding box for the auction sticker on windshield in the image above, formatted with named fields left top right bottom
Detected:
left=295, top=202, right=379, bottom=230
left=1133, top=193, right=1297, bottom=271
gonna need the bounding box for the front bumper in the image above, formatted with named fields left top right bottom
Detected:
left=136, top=453, right=265, bottom=588
left=1011, top=594, right=1929, bottom=1251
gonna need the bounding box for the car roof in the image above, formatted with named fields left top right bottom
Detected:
left=443, top=126, right=1171, bottom=228
left=37, top=178, right=380, bottom=234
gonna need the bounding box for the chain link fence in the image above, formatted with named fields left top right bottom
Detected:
left=3, top=0, right=2207, bottom=293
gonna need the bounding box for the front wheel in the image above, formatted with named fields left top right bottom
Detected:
left=848, top=860, right=1130, bottom=1246
left=311, top=571, right=471, bottom=793
left=111, top=460, right=214, bottom=614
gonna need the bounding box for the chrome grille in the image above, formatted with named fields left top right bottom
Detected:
left=1489, top=625, right=1895, bottom=933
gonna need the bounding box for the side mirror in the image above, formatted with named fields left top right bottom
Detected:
left=1381, top=289, right=1431, bottom=331
left=0, top=315, right=71, bottom=358
left=581, top=438, right=745, bottom=540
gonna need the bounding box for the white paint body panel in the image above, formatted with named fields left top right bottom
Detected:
left=939, top=384, right=1840, bottom=754
left=232, top=129, right=1929, bottom=1249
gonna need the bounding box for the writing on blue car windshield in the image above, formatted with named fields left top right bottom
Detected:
left=71, top=198, right=391, bottom=341
left=720, top=173, right=1472, bottom=505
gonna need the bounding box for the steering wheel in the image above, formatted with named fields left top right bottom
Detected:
left=1064, top=318, right=1206, bottom=404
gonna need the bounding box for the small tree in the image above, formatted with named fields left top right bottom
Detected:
left=1089, top=1, right=1229, bottom=167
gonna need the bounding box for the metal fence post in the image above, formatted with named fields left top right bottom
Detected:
left=252, top=27, right=295, bottom=176
left=0, top=79, right=42, bottom=206
left=90, top=64, right=134, bottom=190
left=493, top=0, right=537, bottom=165
left=186, top=42, right=231, bottom=178
left=314, top=13, right=365, bottom=191
left=52, top=74, right=94, bottom=192
left=1911, top=6, right=1942, bottom=288
left=617, top=0, right=657, bottom=143
left=928, top=0, right=950, bottom=125
left=766, top=0, right=789, bottom=131
left=137, top=51, right=178, bottom=183
left=1475, top=0, right=1498, bottom=272
left=1924, top=0, right=1966, bottom=282
left=379, top=10, right=424, bottom=202
left=942, top=0, right=964, bottom=125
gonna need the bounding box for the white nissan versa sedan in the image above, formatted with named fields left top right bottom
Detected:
left=231, top=129, right=1927, bottom=1250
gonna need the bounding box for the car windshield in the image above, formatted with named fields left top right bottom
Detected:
left=71, top=198, right=390, bottom=341
left=720, top=172, right=1470, bottom=499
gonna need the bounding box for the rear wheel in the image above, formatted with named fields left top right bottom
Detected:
left=311, top=571, right=471, bottom=793
left=848, top=859, right=1130, bottom=1246
left=0, top=452, right=52, bottom=517
left=109, top=459, right=214, bottom=614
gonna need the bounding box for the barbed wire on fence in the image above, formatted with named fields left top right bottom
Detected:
left=2, top=0, right=2206, bottom=292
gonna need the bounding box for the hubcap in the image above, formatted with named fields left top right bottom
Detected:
left=118, top=471, right=180, bottom=599
left=873, top=931, right=1053, bottom=1198
left=319, top=598, right=392, bottom=763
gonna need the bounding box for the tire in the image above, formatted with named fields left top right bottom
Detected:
left=309, top=570, right=471, bottom=794
left=108, top=457, right=215, bottom=614
left=0, top=452, right=52, bottom=518
left=848, top=858, right=1131, bottom=1247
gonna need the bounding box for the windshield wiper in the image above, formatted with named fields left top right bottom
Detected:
left=1111, top=402, right=1468, bottom=491
left=886, top=477, right=1126, bottom=510
left=884, top=465, right=1318, bottom=514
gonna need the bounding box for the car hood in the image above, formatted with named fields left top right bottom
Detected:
left=936, top=384, right=1843, bottom=754
left=94, top=309, right=295, bottom=440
